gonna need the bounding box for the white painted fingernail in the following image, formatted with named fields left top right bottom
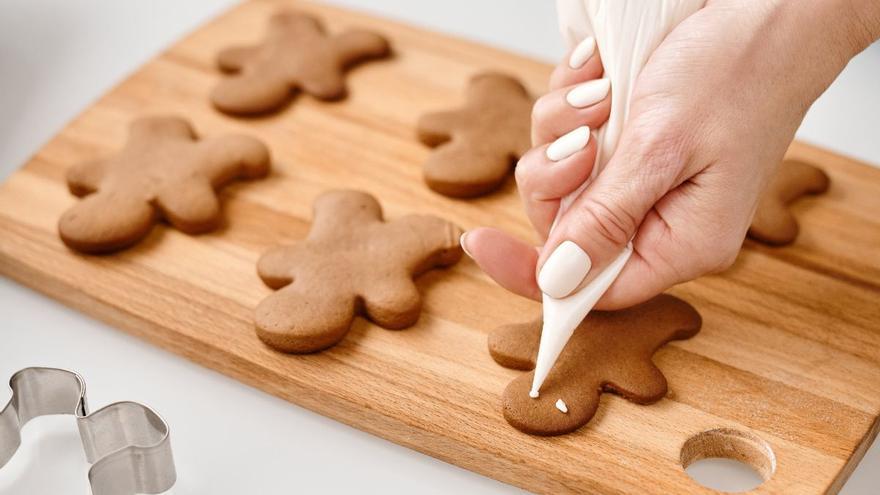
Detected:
left=546, top=126, right=590, bottom=161
left=460, top=231, right=473, bottom=258
left=568, top=36, right=596, bottom=69
left=566, top=79, right=610, bottom=108
left=538, top=240, right=592, bottom=298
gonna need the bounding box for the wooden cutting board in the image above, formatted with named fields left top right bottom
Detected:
left=1, top=1, right=878, bottom=493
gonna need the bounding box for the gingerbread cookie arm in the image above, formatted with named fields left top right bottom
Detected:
left=216, top=45, right=260, bottom=73
left=385, top=215, right=463, bottom=273
left=488, top=320, right=541, bottom=371
left=256, top=244, right=301, bottom=288
left=66, top=159, right=107, bottom=196
left=416, top=111, right=461, bottom=147
left=59, top=193, right=156, bottom=254
left=155, top=179, right=221, bottom=234
left=331, top=29, right=391, bottom=67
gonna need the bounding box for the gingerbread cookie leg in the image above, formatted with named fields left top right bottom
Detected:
left=423, top=141, right=518, bottom=197
left=200, top=135, right=272, bottom=180
left=59, top=193, right=156, bottom=254
left=361, top=276, right=422, bottom=329
left=211, top=73, right=293, bottom=116
left=155, top=180, right=221, bottom=234
left=255, top=285, right=358, bottom=353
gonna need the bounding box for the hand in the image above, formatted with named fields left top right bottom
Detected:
left=461, top=0, right=880, bottom=309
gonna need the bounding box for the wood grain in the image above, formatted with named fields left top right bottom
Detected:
left=1, top=1, right=878, bottom=493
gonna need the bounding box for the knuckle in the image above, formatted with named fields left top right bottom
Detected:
left=573, top=195, right=636, bottom=248
left=530, top=94, right=554, bottom=130
left=514, top=148, right=542, bottom=188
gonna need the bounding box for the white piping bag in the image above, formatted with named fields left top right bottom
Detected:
left=530, top=0, right=707, bottom=398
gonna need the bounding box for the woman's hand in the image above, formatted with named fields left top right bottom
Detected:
left=461, top=0, right=880, bottom=309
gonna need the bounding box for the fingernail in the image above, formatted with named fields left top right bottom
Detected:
left=568, top=36, right=596, bottom=69
left=546, top=126, right=590, bottom=161
left=566, top=79, right=610, bottom=108
left=538, top=240, right=592, bottom=298
left=460, top=231, right=473, bottom=258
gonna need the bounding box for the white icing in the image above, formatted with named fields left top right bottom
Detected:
left=555, top=399, right=569, bottom=413
left=529, top=390, right=540, bottom=399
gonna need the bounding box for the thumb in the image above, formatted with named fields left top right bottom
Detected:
left=536, top=136, right=681, bottom=299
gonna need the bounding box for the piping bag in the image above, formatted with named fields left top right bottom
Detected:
left=530, top=0, right=707, bottom=398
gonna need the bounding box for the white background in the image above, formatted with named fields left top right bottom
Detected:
left=0, top=1, right=877, bottom=493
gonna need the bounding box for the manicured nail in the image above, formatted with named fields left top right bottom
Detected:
left=460, top=231, right=473, bottom=258
left=566, top=79, right=610, bottom=108
left=546, top=126, right=590, bottom=161
left=538, top=240, right=592, bottom=298
left=568, top=36, right=595, bottom=69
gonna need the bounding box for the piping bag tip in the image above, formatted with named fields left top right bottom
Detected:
left=529, top=242, right=634, bottom=398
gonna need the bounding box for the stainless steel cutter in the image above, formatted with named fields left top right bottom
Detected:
left=0, top=367, right=176, bottom=495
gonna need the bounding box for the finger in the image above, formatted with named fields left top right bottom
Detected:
left=531, top=78, right=611, bottom=144
left=515, top=128, right=597, bottom=239
left=460, top=227, right=541, bottom=301
left=548, top=36, right=604, bottom=91
left=535, top=130, right=685, bottom=300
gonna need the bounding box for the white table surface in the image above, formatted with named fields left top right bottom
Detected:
left=1, top=1, right=877, bottom=493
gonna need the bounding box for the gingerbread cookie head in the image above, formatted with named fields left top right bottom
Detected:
left=416, top=72, right=533, bottom=197
left=211, top=11, right=391, bottom=115
left=749, top=159, right=830, bottom=246
left=488, top=294, right=701, bottom=436
left=255, top=190, right=462, bottom=353
left=58, top=116, right=270, bottom=254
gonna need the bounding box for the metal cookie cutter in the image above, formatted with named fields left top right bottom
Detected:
left=0, top=367, right=176, bottom=495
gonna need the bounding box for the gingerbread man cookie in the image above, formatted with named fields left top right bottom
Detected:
left=416, top=72, right=533, bottom=197
left=255, top=190, right=462, bottom=353
left=488, top=294, right=701, bottom=436
left=211, top=11, right=391, bottom=115
left=58, top=116, right=270, bottom=254
left=748, top=159, right=830, bottom=246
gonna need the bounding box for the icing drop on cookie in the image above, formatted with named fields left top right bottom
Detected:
left=529, top=390, right=539, bottom=399
left=555, top=399, right=568, bottom=414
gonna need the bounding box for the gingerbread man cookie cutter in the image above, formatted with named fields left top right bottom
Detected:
left=0, top=367, right=175, bottom=495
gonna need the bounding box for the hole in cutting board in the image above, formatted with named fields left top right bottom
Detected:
left=681, top=428, right=775, bottom=493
